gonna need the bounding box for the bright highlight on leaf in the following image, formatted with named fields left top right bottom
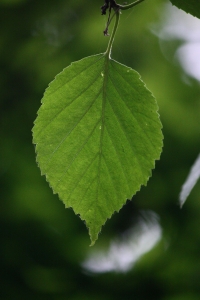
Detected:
left=33, top=53, right=163, bottom=245
left=179, top=153, right=200, bottom=208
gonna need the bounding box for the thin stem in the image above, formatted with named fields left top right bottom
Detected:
left=105, top=8, right=120, bottom=58
left=118, top=0, right=145, bottom=10
left=104, top=0, right=145, bottom=57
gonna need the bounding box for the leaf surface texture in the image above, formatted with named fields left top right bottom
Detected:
left=33, top=54, right=163, bottom=244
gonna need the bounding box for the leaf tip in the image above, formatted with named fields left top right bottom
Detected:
left=87, top=222, right=103, bottom=246
left=89, top=229, right=99, bottom=247
left=89, top=240, right=96, bottom=247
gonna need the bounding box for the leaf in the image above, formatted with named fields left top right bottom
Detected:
left=33, top=53, right=163, bottom=245
left=179, top=153, right=200, bottom=208
left=170, top=0, right=200, bottom=19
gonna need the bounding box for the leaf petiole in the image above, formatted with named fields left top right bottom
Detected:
left=104, top=0, right=145, bottom=57
left=105, top=7, right=120, bottom=57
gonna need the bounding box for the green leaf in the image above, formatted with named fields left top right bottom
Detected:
left=33, top=54, right=163, bottom=245
left=170, top=0, right=200, bottom=19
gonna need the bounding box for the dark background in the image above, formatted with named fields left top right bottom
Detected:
left=0, top=0, right=200, bottom=299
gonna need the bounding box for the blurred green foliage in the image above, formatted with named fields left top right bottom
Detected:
left=0, top=0, right=200, bottom=299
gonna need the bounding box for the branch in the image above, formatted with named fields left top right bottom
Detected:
left=118, top=0, right=145, bottom=10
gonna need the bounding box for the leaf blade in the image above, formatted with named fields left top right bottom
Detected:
left=33, top=54, right=163, bottom=245
left=170, top=0, right=200, bottom=19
